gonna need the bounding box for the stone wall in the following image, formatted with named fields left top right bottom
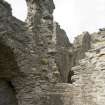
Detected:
left=1, top=0, right=105, bottom=105
left=0, top=0, right=73, bottom=105
left=55, top=23, right=73, bottom=82
left=72, top=31, right=91, bottom=66
left=0, top=80, right=18, bottom=105
left=70, top=30, right=105, bottom=105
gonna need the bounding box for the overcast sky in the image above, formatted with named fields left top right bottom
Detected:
left=5, top=0, right=105, bottom=42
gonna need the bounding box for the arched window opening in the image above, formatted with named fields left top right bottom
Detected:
left=5, top=0, right=27, bottom=21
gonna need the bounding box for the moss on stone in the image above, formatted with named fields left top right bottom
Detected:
left=41, top=58, right=49, bottom=65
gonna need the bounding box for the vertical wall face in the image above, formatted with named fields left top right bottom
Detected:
left=11, top=0, right=75, bottom=105
left=3, top=0, right=105, bottom=105
left=26, top=0, right=55, bottom=27
left=70, top=30, right=105, bottom=105
left=0, top=0, right=84, bottom=104
left=72, top=32, right=91, bottom=66
left=0, top=2, right=18, bottom=105
left=71, top=50, right=105, bottom=105
left=0, top=0, right=12, bottom=17
left=0, top=36, right=20, bottom=105
left=56, top=24, right=73, bottom=82
left=11, top=0, right=63, bottom=105
left=0, top=80, right=18, bottom=105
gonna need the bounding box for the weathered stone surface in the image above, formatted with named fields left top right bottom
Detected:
left=91, top=29, right=105, bottom=49
left=1, top=0, right=105, bottom=105
left=69, top=29, right=105, bottom=105
left=26, top=0, right=55, bottom=27
left=0, top=80, right=18, bottom=105
left=0, top=0, right=71, bottom=105
left=71, top=47, right=105, bottom=105
left=55, top=23, right=73, bottom=82
left=72, top=31, right=91, bottom=65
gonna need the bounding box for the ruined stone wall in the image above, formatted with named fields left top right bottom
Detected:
left=70, top=30, right=105, bottom=105
left=1, top=0, right=105, bottom=105
left=55, top=23, right=73, bottom=82
left=72, top=32, right=91, bottom=66
left=0, top=0, right=73, bottom=105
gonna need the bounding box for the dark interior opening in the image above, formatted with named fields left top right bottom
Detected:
left=68, top=70, right=75, bottom=84
left=0, top=39, right=19, bottom=79
left=0, top=80, right=18, bottom=105
left=0, top=40, right=19, bottom=105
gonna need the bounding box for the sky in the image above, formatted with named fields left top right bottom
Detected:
left=5, top=0, right=105, bottom=42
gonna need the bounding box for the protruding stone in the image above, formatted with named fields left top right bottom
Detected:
left=48, top=48, right=56, bottom=54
